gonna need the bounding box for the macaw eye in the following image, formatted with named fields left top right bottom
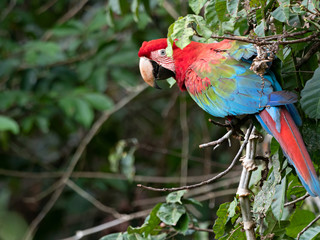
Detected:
left=158, top=49, right=166, bottom=56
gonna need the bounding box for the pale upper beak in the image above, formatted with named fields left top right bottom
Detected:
left=139, top=57, right=175, bottom=89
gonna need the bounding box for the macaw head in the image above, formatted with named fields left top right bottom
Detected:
left=138, top=38, right=176, bottom=89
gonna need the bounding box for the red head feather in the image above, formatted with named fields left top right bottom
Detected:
left=138, top=38, right=168, bottom=58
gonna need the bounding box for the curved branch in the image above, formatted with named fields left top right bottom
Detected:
left=137, top=123, right=253, bottom=192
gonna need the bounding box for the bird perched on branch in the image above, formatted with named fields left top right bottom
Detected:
left=138, top=38, right=320, bottom=197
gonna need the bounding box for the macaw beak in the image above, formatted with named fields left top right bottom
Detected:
left=139, top=57, right=175, bottom=89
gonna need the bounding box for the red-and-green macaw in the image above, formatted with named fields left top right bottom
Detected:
left=138, top=38, right=320, bottom=197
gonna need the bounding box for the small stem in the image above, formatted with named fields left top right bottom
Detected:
left=237, top=126, right=258, bottom=240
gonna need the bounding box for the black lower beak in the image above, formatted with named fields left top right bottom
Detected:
left=150, top=60, right=175, bottom=89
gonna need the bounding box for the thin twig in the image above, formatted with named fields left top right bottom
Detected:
left=61, top=209, right=151, bottom=240
left=284, top=193, right=310, bottom=207
left=0, top=168, right=237, bottom=183
left=66, top=180, right=123, bottom=218
left=162, top=0, right=179, bottom=19
left=57, top=0, right=88, bottom=24
left=296, top=42, right=320, bottom=69
left=1, top=0, right=16, bottom=21
left=210, top=31, right=319, bottom=45
left=190, top=226, right=214, bottom=233
left=37, top=0, right=59, bottom=14
left=199, top=129, right=233, bottom=148
left=22, top=84, right=147, bottom=240
left=297, top=214, right=320, bottom=240
left=137, top=124, right=253, bottom=192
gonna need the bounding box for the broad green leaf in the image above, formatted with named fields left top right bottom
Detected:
left=286, top=173, right=306, bottom=203
left=0, top=116, right=19, bottom=134
left=270, top=137, right=280, bottom=156
left=227, top=0, right=240, bottom=16
left=174, top=213, right=190, bottom=234
left=156, top=203, right=186, bottom=226
left=227, top=198, right=238, bottom=219
left=253, top=154, right=281, bottom=216
left=254, top=19, right=266, bottom=37
left=213, top=202, right=230, bottom=238
left=128, top=203, right=161, bottom=237
left=189, top=0, right=206, bottom=14
left=181, top=198, right=202, bottom=207
left=166, top=190, right=187, bottom=204
left=286, top=209, right=315, bottom=238
left=215, top=0, right=228, bottom=22
left=301, top=67, right=320, bottom=119
left=205, top=1, right=219, bottom=28
left=83, top=93, right=114, bottom=111
left=271, top=177, right=286, bottom=221
left=23, top=41, right=66, bottom=66
left=74, top=98, right=94, bottom=127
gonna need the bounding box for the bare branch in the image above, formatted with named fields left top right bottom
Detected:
left=137, top=123, right=254, bottom=192
left=66, top=180, right=123, bottom=218
left=199, top=129, right=233, bottom=149
left=210, top=31, right=320, bottom=45
left=61, top=209, right=151, bottom=240
left=284, top=193, right=310, bottom=207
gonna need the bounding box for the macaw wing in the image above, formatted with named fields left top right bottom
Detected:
left=184, top=51, right=296, bottom=118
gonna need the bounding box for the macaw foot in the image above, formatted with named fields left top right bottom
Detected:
left=209, top=116, right=250, bottom=140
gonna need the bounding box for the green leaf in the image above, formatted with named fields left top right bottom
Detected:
left=254, top=19, right=266, bottom=37
left=128, top=203, right=162, bottom=237
left=0, top=116, right=19, bottom=134
left=83, top=93, right=114, bottom=111
left=301, top=67, right=320, bottom=119
left=215, top=0, right=228, bottom=22
left=253, top=154, right=281, bottom=216
left=156, top=203, right=186, bottom=226
left=227, top=198, right=238, bottom=219
left=74, top=98, right=94, bottom=127
left=286, top=173, right=306, bottom=202
left=23, top=41, right=66, bottom=66
left=174, top=213, right=190, bottom=234
left=285, top=209, right=315, bottom=238
left=270, top=137, right=280, bottom=156
left=166, top=190, right=187, bottom=204
left=181, top=198, right=202, bottom=207
left=271, top=177, right=286, bottom=221
left=213, top=202, right=230, bottom=238
left=100, top=232, right=125, bottom=240
left=189, top=0, right=207, bottom=14
left=227, top=0, right=240, bottom=16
